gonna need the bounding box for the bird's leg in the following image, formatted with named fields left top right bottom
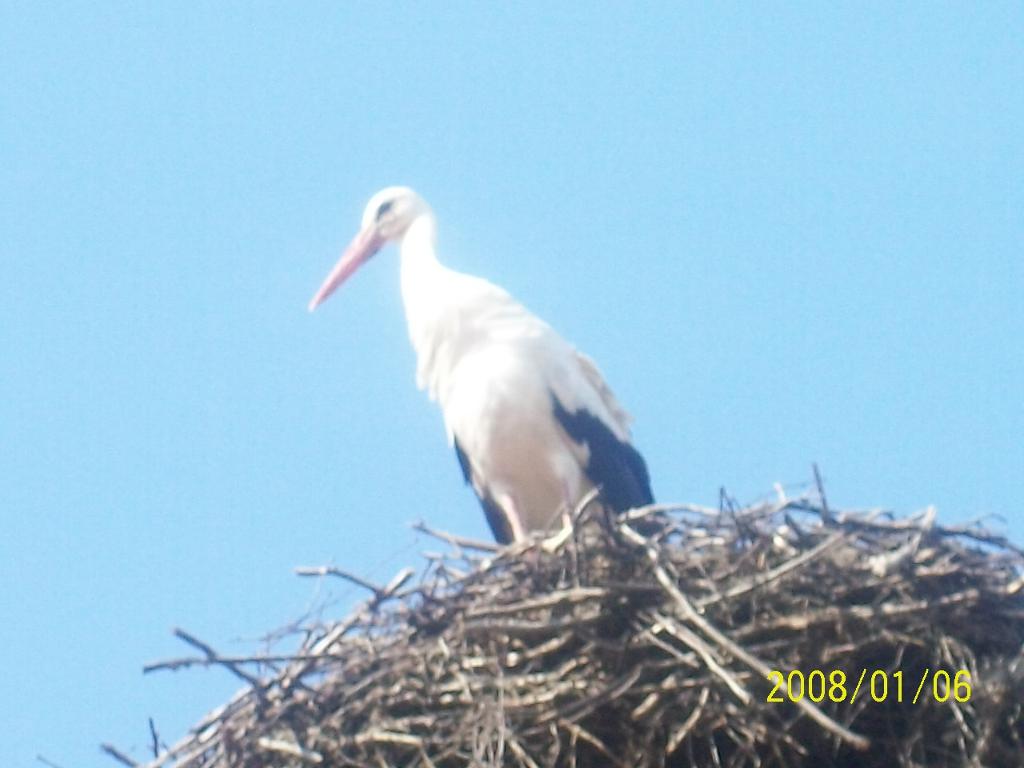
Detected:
left=496, top=493, right=529, bottom=544
left=540, top=514, right=574, bottom=553
left=539, top=480, right=579, bottom=554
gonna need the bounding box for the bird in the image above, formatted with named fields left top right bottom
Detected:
left=309, top=187, right=654, bottom=544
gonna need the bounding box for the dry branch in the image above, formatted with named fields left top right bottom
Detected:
left=116, top=491, right=1023, bottom=767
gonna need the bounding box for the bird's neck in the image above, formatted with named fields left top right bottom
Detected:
left=399, top=215, right=445, bottom=309
left=399, top=214, right=440, bottom=273
left=399, top=214, right=452, bottom=394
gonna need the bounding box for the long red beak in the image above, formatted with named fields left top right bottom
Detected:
left=308, top=226, right=384, bottom=311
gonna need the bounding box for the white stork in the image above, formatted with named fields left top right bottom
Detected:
left=309, top=187, right=653, bottom=544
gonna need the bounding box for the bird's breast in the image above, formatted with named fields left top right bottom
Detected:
left=442, top=342, right=592, bottom=532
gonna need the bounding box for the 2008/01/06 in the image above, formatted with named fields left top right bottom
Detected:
left=766, top=669, right=972, bottom=704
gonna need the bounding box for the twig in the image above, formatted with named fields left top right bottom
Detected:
left=621, top=523, right=872, bottom=751
left=116, top=491, right=1023, bottom=768
left=704, top=530, right=847, bottom=605
left=294, top=565, right=388, bottom=594
left=412, top=521, right=499, bottom=552
left=557, top=720, right=629, bottom=768
left=666, top=686, right=710, bottom=753
left=144, top=650, right=346, bottom=674
left=257, top=737, right=323, bottom=764
left=100, top=743, right=137, bottom=767
left=165, top=628, right=263, bottom=688
left=147, top=717, right=160, bottom=759
left=812, top=463, right=832, bottom=522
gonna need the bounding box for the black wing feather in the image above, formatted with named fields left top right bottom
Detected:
left=454, top=438, right=516, bottom=545
left=551, top=393, right=654, bottom=512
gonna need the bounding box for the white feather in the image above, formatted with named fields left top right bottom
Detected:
left=398, top=210, right=632, bottom=535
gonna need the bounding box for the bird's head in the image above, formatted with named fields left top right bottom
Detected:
left=308, top=186, right=431, bottom=311
left=361, top=186, right=430, bottom=239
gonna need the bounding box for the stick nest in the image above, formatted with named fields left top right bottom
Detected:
left=126, top=493, right=1024, bottom=768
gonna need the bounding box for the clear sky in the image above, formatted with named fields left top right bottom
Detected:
left=2, top=3, right=1021, bottom=765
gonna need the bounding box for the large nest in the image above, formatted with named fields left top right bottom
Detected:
left=114, top=490, right=1024, bottom=768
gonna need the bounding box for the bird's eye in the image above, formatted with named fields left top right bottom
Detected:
left=376, top=200, right=395, bottom=220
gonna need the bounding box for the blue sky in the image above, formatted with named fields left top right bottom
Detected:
left=2, top=2, right=1021, bottom=765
